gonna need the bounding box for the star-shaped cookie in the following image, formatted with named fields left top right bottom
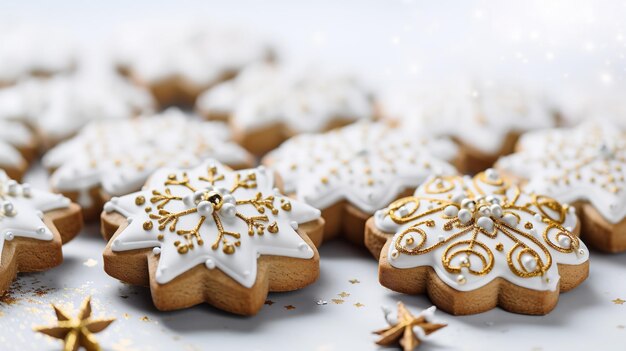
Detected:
left=101, top=160, right=323, bottom=315
left=497, top=121, right=626, bottom=252
left=0, top=170, right=82, bottom=294
left=264, top=122, right=458, bottom=247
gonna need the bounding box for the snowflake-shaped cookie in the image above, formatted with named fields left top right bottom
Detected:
left=372, top=169, right=589, bottom=315
left=264, top=122, right=458, bottom=242
left=197, top=63, right=373, bottom=134
left=0, top=170, right=81, bottom=293
left=497, top=121, right=626, bottom=251
left=43, top=108, right=253, bottom=216
left=0, top=70, right=155, bottom=144
left=102, top=160, right=322, bottom=314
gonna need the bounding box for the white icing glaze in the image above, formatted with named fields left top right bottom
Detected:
left=497, top=121, right=626, bottom=224
left=378, top=81, right=555, bottom=154
left=112, top=20, right=271, bottom=86
left=0, top=170, right=71, bottom=260
left=105, top=160, right=319, bottom=288
left=264, top=122, right=458, bottom=214
left=197, top=63, right=373, bottom=133
left=0, top=120, right=33, bottom=167
left=0, top=69, right=155, bottom=141
left=0, top=22, right=75, bottom=83
left=376, top=169, right=589, bottom=292
left=43, top=108, right=253, bottom=207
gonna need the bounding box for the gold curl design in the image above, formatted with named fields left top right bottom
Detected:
left=507, top=244, right=546, bottom=278
left=531, top=194, right=567, bottom=224
left=542, top=223, right=579, bottom=253
left=423, top=176, right=457, bottom=194
left=442, top=240, right=494, bottom=275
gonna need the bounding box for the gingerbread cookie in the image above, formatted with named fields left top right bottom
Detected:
left=43, top=108, right=254, bottom=220
left=101, top=160, right=323, bottom=315
left=0, top=22, right=75, bottom=86
left=366, top=169, right=589, bottom=315
left=112, top=20, right=273, bottom=108
left=0, top=170, right=82, bottom=294
left=0, top=69, right=155, bottom=147
left=196, top=63, right=374, bottom=155
left=377, top=81, right=555, bottom=173
left=263, top=122, right=459, bottom=247
left=497, top=121, right=626, bottom=252
left=0, top=120, right=37, bottom=180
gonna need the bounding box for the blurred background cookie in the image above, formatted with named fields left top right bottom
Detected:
left=196, top=63, right=374, bottom=155
left=111, top=19, right=274, bottom=108
left=43, top=108, right=254, bottom=220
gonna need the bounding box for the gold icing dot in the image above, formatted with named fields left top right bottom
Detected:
left=425, top=220, right=435, bottom=227
left=144, top=207, right=152, bottom=213
left=143, top=221, right=153, bottom=231
left=495, top=243, right=504, bottom=251
left=524, top=222, right=533, bottom=229
left=268, top=222, right=279, bottom=233
left=168, top=174, right=177, bottom=180
left=321, top=176, right=329, bottom=184
left=157, top=234, right=164, bottom=240
left=367, top=178, right=374, bottom=186
left=135, top=196, right=146, bottom=206
left=223, top=245, right=235, bottom=255
left=406, top=236, right=414, bottom=245
left=177, top=246, right=189, bottom=254
left=281, top=202, right=292, bottom=211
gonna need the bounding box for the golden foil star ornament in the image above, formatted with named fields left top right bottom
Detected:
left=34, top=296, right=115, bottom=351
left=374, top=302, right=446, bottom=351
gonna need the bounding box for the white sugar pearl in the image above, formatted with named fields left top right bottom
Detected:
left=36, top=227, right=46, bottom=235
left=485, top=169, right=499, bottom=180
left=103, top=202, right=115, bottom=213
left=152, top=247, right=162, bottom=255
left=558, top=235, right=572, bottom=248
left=503, top=213, right=519, bottom=227
left=459, top=256, right=469, bottom=266
left=183, top=194, right=196, bottom=207
left=290, top=221, right=299, bottom=230
left=458, top=209, right=472, bottom=224
left=490, top=204, right=503, bottom=218
left=477, top=217, right=494, bottom=232
left=390, top=249, right=399, bottom=259
left=222, top=194, right=236, bottom=205
left=21, top=183, right=31, bottom=197
left=6, top=180, right=18, bottom=196
left=3, top=201, right=15, bottom=216
left=205, top=258, right=216, bottom=269
left=444, top=205, right=458, bottom=217
left=398, top=206, right=409, bottom=217
left=197, top=201, right=214, bottom=217
left=298, top=242, right=309, bottom=251
left=5, top=232, right=14, bottom=241
left=452, top=194, right=466, bottom=204
left=221, top=203, right=236, bottom=218
left=534, top=214, right=543, bottom=221
left=456, top=274, right=467, bottom=285
left=521, top=254, right=538, bottom=272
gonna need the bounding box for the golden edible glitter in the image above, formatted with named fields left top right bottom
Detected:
left=524, top=222, right=533, bottom=229
left=495, top=243, right=504, bottom=251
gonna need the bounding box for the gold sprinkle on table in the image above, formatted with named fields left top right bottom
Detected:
left=284, top=305, right=296, bottom=310
left=264, top=300, right=275, bottom=306
left=332, top=299, right=345, bottom=305
left=612, top=298, right=625, bottom=305
left=354, top=302, right=365, bottom=308
left=338, top=292, right=350, bottom=298
left=349, top=279, right=360, bottom=284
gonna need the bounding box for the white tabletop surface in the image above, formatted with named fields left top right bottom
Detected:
left=1, top=1, right=626, bottom=350
left=0, top=165, right=624, bottom=351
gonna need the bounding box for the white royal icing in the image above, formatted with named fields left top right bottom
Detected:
left=112, top=20, right=271, bottom=86
left=0, top=120, right=34, bottom=167
left=0, top=22, right=75, bottom=83
left=554, top=87, right=626, bottom=128
left=376, top=169, right=589, bottom=292
left=0, top=170, right=71, bottom=260
left=497, top=121, right=626, bottom=224
left=43, top=108, right=253, bottom=207
left=105, top=160, right=319, bottom=288
left=264, top=122, right=459, bottom=214
left=196, top=63, right=373, bottom=133
left=378, top=81, right=555, bottom=154
left=0, top=68, right=155, bottom=141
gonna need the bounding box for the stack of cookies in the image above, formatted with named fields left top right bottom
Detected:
left=0, top=19, right=622, bottom=343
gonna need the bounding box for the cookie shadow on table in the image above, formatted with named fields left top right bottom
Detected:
left=381, top=278, right=600, bottom=329
left=110, top=268, right=335, bottom=333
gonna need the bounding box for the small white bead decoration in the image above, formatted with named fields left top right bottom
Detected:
left=5, top=232, right=14, bottom=241
left=152, top=247, right=161, bottom=255
left=205, top=258, right=216, bottom=269
left=290, top=221, right=299, bottom=230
